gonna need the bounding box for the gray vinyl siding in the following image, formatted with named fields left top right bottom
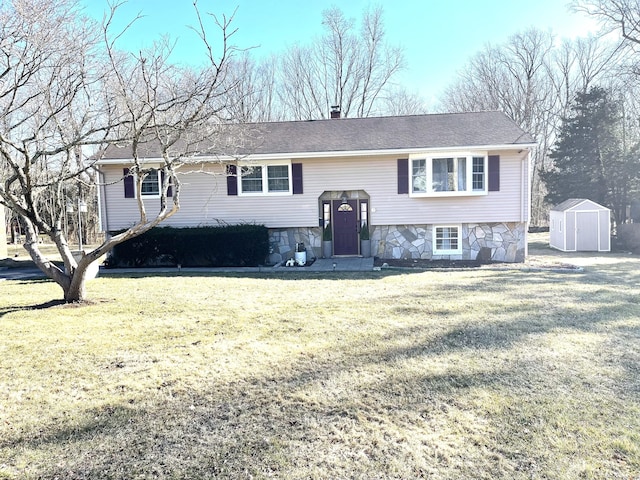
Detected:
left=101, top=163, right=316, bottom=230
left=300, top=151, right=528, bottom=225
left=549, top=210, right=565, bottom=251
left=369, top=151, right=528, bottom=225
left=100, top=149, right=529, bottom=231
left=599, top=209, right=611, bottom=251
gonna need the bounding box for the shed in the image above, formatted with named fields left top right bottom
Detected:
left=549, top=199, right=610, bottom=252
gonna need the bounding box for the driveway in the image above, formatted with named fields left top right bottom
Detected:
left=0, top=266, right=46, bottom=281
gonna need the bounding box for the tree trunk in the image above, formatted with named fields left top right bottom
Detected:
left=64, top=268, right=87, bottom=303
left=21, top=217, right=90, bottom=302
left=63, top=251, right=102, bottom=302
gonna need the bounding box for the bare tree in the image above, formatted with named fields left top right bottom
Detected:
left=381, top=86, right=428, bottom=116
left=0, top=0, right=240, bottom=302
left=574, top=0, right=640, bottom=45
left=574, top=0, right=640, bottom=146
left=440, top=29, right=556, bottom=224
left=277, top=6, right=405, bottom=119
left=439, top=28, right=623, bottom=224
left=221, top=53, right=284, bottom=122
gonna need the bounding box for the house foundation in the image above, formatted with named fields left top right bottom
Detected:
left=268, top=222, right=527, bottom=263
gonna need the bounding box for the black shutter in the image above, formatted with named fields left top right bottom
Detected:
left=123, top=168, right=134, bottom=198
left=397, top=158, right=409, bottom=194
left=292, top=163, right=303, bottom=194
left=488, top=155, right=500, bottom=192
left=226, top=164, right=238, bottom=196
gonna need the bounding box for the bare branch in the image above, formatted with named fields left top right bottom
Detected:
left=0, top=0, right=243, bottom=302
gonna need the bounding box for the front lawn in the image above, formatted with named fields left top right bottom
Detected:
left=0, top=257, right=639, bottom=479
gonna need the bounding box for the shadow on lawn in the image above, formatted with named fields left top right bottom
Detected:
left=21, top=312, right=639, bottom=479
left=0, top=299, right=66, bottom=318
left=7, top=267, right=640, bottom=479
left=97, top=251, right=640, bottom=286
left=99, top=269, right=409, bottom=281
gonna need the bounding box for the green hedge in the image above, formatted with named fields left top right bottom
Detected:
left=107, top=225, right=269, bottom=268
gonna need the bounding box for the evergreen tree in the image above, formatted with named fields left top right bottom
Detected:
left=542, top=86, right=638, bottom=224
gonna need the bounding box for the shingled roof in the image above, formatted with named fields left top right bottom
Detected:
left=101, top=111, right=535, bottom=160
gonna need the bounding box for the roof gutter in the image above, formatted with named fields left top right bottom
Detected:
left=96, top=143, right=538, bottom=165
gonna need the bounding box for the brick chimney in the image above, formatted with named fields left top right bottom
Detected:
left=330, top=105, right=341, bottom=119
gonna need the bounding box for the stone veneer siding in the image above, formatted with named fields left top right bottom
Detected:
left=267, top=222, right=526, bottom=263
left=268, top=227, right=323, bottom=264
left=373, top=223, right=527, bottom=262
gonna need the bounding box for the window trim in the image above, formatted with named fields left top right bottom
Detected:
left=238, top=160, right=292, bottom=196
left=409, top=152, right=488, bottom=197
left=124, top=166, right=173, bottom=199
left=433, top=224, right=462, bottom=255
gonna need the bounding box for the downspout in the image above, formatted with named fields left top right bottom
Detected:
left=522, top=149, right=531, bottom=258
left=97, top=168, right=110, bottom=237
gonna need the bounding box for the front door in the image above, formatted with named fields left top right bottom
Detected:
left=333, top=200, right=359, bottom=255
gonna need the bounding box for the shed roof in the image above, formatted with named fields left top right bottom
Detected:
left=101, top=111, right=535, bottom=160
left=551, top=198, right=610, bottom=212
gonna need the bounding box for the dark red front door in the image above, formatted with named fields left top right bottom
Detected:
left=333, top=200, right=358, bottom=255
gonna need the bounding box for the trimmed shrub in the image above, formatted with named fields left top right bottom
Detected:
left=107, top=225, right=269, bottom=268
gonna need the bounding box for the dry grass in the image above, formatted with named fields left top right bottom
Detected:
left=1, top=246, right=639, bottom=479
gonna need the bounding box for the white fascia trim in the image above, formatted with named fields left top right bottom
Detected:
left=237, top=144, right=537, bottom=161
left=96, top=156, right=223, bottom=166
left=97, top=156, right=165, bottom=165
left=95, top=144, right=537, bottom=164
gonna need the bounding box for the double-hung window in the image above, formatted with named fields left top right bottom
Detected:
left=241, top=166, right=263, bottom=192
left=267, top=165, right=289, bottom=192
left=141, top=169, right=160, bottom=197
left=433, top=225, right=462, bottom=255
left=410, top=154, right=487, bottom=196
left=472, top=157, right=485, bottom=190
left=240, top=161, right=291, bottom=195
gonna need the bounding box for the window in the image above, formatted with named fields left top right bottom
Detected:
left=432, top=157, right=466, bottom=192
left=241, top=166, right=263, bottom=192
left=141, top=169, right=160, bottom=196
left=124, top=167, right=172, bottom=198
left=239, top=162, right=291, bottom=195
left=412, top=159, right=426, bottom=193
left=433, top=225, right=461, bottom=255
left=472, top=156, right=485, bottom=191
left=323, top=202, right=331, bottom=228
left=360, top=201, right=368, bottom=227
left=267, top=165, right=289, bottom=192
left=410, top=154, right=487, bottom=196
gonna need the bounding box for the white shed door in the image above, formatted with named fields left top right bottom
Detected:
left=576, top=211, right=599, bottom=251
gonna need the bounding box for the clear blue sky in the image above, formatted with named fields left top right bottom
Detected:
left=81, top=0, right=598, bottom=106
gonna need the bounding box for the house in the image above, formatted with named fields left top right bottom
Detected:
left=96, top=111, right=536, bottom=263
left=549, top=198, right=611, bottom=252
